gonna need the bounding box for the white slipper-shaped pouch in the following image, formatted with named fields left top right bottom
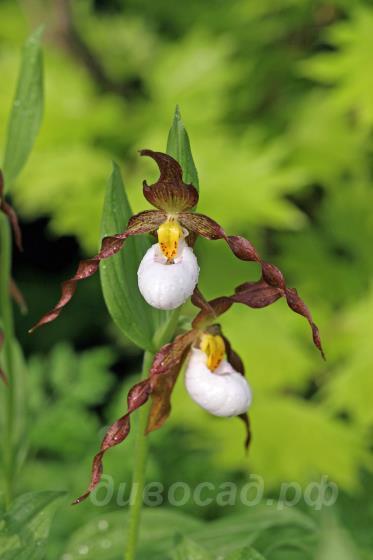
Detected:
left=185, top=347, right=252, bottom=417
left=137, top=219, right=199, bottom=310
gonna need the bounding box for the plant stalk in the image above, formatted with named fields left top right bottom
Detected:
left=153, top=307, right=180, bottom=350
left=0, top=214, right=15, bottom=508
left=124, top=350, right=154, bottom=560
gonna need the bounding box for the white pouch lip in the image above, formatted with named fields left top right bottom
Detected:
left=137, top=241, right=199, bottom=310
left=184, top=348, right=252, bottom=417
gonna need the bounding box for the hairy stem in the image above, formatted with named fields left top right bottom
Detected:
left=0, top=214, right=15, bottom=508
left=124, top=350, right=154, bottom=560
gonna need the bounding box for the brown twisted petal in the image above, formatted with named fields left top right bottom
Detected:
left=239, top=413, right=252, bottom=451
left=74, top=329, right=197, bottom=504
left=147, top=329, right=197, bottom=433
left=73, top=379, right=151, bottom=505
left=140, top=150, right=199, bottom=213
left=0, top=170, right=23, bottom=251
left=192, top=296, right=232, bottom=329
left=191, top=286, right=215, bottom=315
left=284, top=287, right=324, bottom=360
left=221, top=334, right=245, bottom=376
left=127, top=209, right=166, bottom=232
left=179, top=212, right=225, bottom=240
left=10, top=278, right=28, bottom=314
left=220, top=333, right=251, bottom=451
left=29, top=210, right=165, bottom=333
left=232, top=279, right=284, bottom=308
left=235, top=270, right=324, bottom=357
left=181, top=212, right=324, bottom=358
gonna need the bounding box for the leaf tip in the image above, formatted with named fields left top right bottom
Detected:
left=174, top=104, right=181, bottom=120
left=28, top=24, right=45, bottom=44
left=110, top=160, right=121, bottom=175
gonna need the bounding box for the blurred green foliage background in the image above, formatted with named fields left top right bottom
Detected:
left=0, top=0, right=373, bottom=558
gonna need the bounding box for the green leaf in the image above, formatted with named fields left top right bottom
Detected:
left=0, top=338, right=28, bottom=475
left=171, top=535, right=212, bottom=560
left=225, top=548, right=266, bottom=560
left=316, top=515, right=360, bottom=560
left=167, top=105, right=199, bottom=190
left=2, top=27, right=44, bottom=189
left=0, top=491, right=65, bottom=559
left=64, top=508, right=204, bottom=560
left=3, top=491, right=64, bottom=531
left=100, top=161, right=163, bottom=350
left=24, top=343, right=115, bottom=458
left=189, top=506, right=317, bottom=557
left=152, top=106, right=200, bottom=346
left=252, top=525, right=316, bottom=559
left=47, top=343, right=115, bottom=406
left=100, top=109, right=199, bottom=350
left=64, top=505, right=317, bottom=560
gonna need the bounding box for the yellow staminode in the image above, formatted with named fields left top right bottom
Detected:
left=157, top=219, right=184, bottom=260
left=200, top=334, right=225, bottom=372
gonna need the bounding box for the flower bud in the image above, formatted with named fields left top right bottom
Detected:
left=185, top=348, right=252, bottom=416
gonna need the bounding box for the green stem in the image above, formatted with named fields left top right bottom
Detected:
left=0, top=214, right=15, bottom=508
left=153, top=308, right=180, bottom=350
left=124, top=350, right=154, bottom=560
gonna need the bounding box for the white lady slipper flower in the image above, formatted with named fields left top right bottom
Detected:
left=137, top=218, right=199, bottom=310
left=185, top=334, right=252, bottom=417
left=29, top=144, right=324, bottom=507
left=30, top=149, right=324, bottom=364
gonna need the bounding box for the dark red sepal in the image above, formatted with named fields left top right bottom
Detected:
left=140, top=150, right=199, bottom=213
left=192, top=279, right=323, bottom=357
left=73, top=379, right=151, bottom=505
left=29, top=210, right=164, bottom=333
left=10, top=278, right=28, bottom=314
left=285, top=288, right=325, bottom=360
left=191, top=286, right=215, bottom=315
left=127, top=209, right=166, bottom=232
left=192, top=296, right=232, bottom=329
left=222, top=334, right=245, bottom=376
left=239, top=412, right=252, bottom=452
left=232, top=279, right=284, bottom=308
left=147, top=330, right=196, bottom=432
left=179, top=212, right=225, bottom=239
left=220, top=332, right=251, bottom=451
left=73, top=329, right=197, bottom=504
left=226, top=235, right=260, bottom=262
left=182, top=214, right=324, bottom=358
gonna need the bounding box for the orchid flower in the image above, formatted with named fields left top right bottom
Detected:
left=73, top=275, right=323, bottom=504
left=73, top=286, right=253, bottom=504
left=29, top=149, right=325, bottom=358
